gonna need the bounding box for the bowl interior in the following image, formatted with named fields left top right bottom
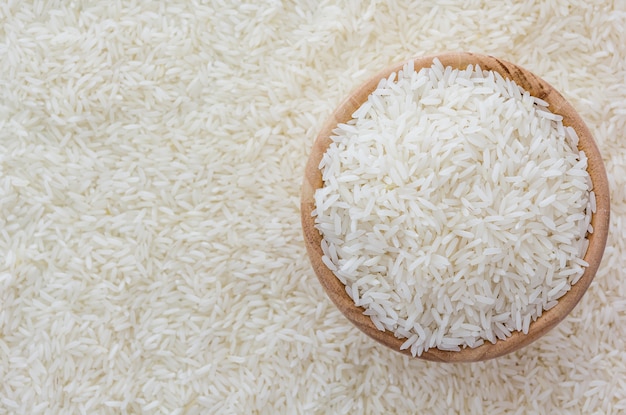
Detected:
left=301, top=52, right=610, bottom=362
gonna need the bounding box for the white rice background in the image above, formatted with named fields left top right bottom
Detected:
left=0, top=1, right=624, bottom=414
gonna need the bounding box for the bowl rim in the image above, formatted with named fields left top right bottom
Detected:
left=300, top=52, right=610, bottom=362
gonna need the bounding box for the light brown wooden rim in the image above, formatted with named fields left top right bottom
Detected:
left=301, top=52, right=610, bottom=362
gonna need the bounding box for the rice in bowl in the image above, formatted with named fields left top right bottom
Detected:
left=312, top=58, right=594, bottom=357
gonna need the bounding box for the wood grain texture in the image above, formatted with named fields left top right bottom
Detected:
left=300, top=52, right=610, bottom=363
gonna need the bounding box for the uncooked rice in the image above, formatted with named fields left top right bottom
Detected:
left=314, top=59, right=593, bottom=356
left=1, top=1, right=625, bottom=414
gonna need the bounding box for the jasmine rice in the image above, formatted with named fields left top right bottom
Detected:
left=313, top=59, right=594, bottom=357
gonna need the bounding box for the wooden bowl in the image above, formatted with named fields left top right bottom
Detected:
left=301, top=52, right=610, bottom=362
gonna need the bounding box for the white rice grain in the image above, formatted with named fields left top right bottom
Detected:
left=314, top=61, right=593, bottom=356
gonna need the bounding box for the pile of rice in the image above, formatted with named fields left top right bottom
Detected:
left=0, top=1, right=624, bottom=413
left=314, top=59, right=594, bottom=356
